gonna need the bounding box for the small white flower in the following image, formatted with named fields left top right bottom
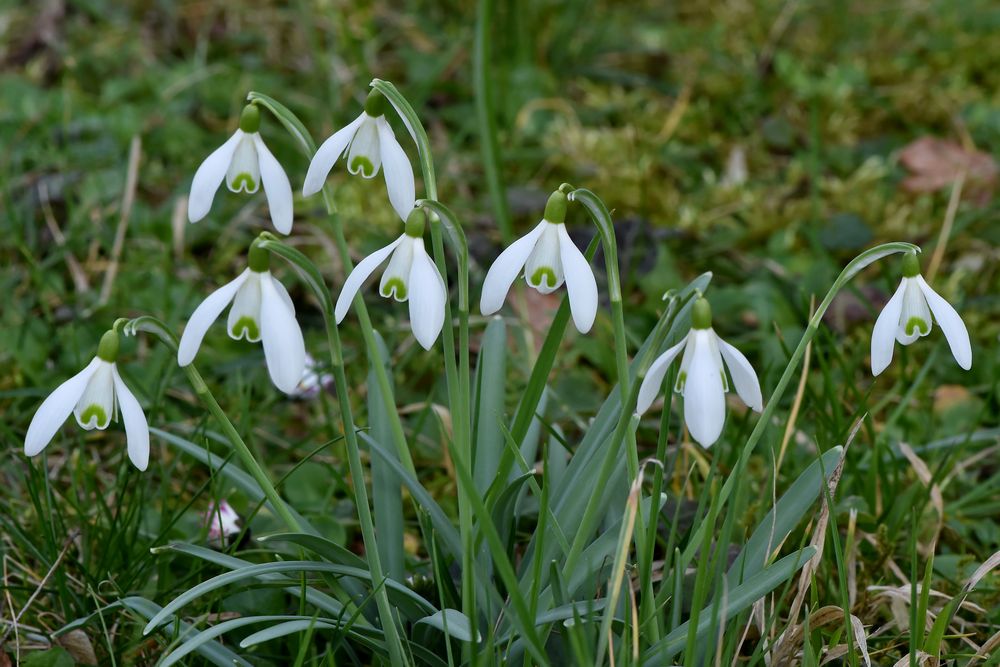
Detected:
left=178, top=251, right=306, bottom=394
left=290, top=353, right=334, bottom=400
left=25, top=332, right=150, bottom=470
left=636, top=299, right=762, bottom=448
left=303, top=92, right=416, bottom=221
left=335, top=212, right=446, bottom=350
left=871, top=256, right=971, bottom=376
left=203, top=500, right=241, bottom=546
left=188, top=105, right=294, bottom=234
left=480, top=191, right=598, bottom=333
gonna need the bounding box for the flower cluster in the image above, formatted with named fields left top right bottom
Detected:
left=23, top=84, right=974, bottom=476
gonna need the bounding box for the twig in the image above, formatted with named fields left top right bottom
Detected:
left=38, top=181, right=90, bottom=293
left=0, top=530, right=80, bottom=646
left=98, top=135, right=142, bottom=306
left=926, top=169, right=965, bottom=283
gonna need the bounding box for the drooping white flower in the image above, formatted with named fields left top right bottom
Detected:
left=24, top=331, right=150, bottom=470
left=870, top=253, right=972, bottom=376
left=188, top=104, right=294, bottom=234
left=178, top=246, right=305, bottom=394
left=203, top=499, right=241, bottom=546
left=636, top=298, right=763, bottom=448
left=335, top=209, right=446, bottom=350
left=479, top=190, right=598, bottom=333
left=303, top=91, right=416, bottom=221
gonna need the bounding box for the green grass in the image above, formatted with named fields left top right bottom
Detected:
left=2, top=0, right=999, bottom=665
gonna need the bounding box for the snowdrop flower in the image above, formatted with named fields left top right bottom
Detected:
left=871, top=253, right=972, bottom=376
left=480, top=189, right=598, bottom=333
left=178, top=244, right=306, bottom=394
left=335, top=208, right=445, bottom=350
left=303, top=90, right=416, bottom=221
left=203, top=500, right=241, bottom=546
left=24, top=330, right=150, bottom=470
left=636, top=298, right=763, bottom=448
left=188, top=104, right=294, bottom=234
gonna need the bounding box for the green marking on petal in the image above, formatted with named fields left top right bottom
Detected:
left=231, top=173, right=257, bottom=192
left=80, top=405, right=109, bottom=428
left=380, top=278, right=407, bottom=300
left=231, top=317, right=260, bottom=340
left=350, top=156, right=375, bottom=178
left=905, top=316, right=929, bottom=336
left=530, top=267, right=558, bottom=288
left=674, top=371, right=687, bottom=393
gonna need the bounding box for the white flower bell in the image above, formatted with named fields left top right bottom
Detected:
left=188, top=104, right=294, bottom=234
left=303, top=91, right=416, bottom=221
left=335, top=208, right=446, bottom=350
left=480, top=189, right=598, bottom=333
left=178, top=244, right=306, bottom=394
left=204, top=499, right=241, bottom=546
left=25, top=330, right=150, bottom=470
left=636, top=298, right=763, bottom=448
left=871, top=253, right=972, bottom=376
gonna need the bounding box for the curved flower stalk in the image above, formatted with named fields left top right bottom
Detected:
left=24, top=329, right=150, bottom=470
left=303, top=90, right=416, bottom=221
left=335, top=208, right=446, bottom=350
left=177, top=243, right=305, bottom=394
left=188, top=104, right=294, bottom=234
left=871, top=252, right=972, bottom=375
left=480, top=188, right=598, bottom=333
left=636, top=298, right=762, bottom=447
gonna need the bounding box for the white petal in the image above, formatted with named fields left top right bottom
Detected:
left=376, top=117, right=416, bottom=220
left=717, top=334, right=763, bottom=412
left=684, top=330, right=727, bottom=448
left=383, top=92, right=419, bottom=146
left=303, top=113, right=366, bottom=196
left=178, top=269, right=251, bottom=366
left=112, top=366, right=150, bottom=471
left=896, top=278, right=932, bottom=345
left=871, top=279, right=906, bottom=376
left=271, top=275, right=296, bottom=315
left=916, top=276, right=972, bottom=370
left=24, top=357, right=102, bottom=456
left=189, top=131, right=243, bottom=222
left=557, top=224, right=598, bottom=333
left=479, top=221, right=548, bottom=315
left=635, top=337, right=688, bottom=415
left=346, top=114, right=382, bottom=178
left=408, top=243, right=446, bottom=350
left=227, top=272, right=263, bottom=342
left=226, top=134, right=260, bottom=194
left=252, top=135, right=294, bottom=234
left=379, top=236, right=415, bottom=301
left=334, top=236, right=404, bottom=323
left=73, top=362, right=116, bottom=430
left=524, top=223, right=564, bottom=294
left=260, top=274, right=306, bottom=394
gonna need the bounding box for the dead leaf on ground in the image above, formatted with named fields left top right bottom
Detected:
left=899, top=137, right=997, bottom=203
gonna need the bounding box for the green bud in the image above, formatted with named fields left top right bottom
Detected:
left=901, top=252, right=920, bottom=278
left=97, top=329, right=120, bottom=362
left=691, top=297, right=713, bottom=330
left=543, top=189, right=568, bottom=224
left=364, top=90, right=387, bottom=117
left=405, top=208, right=427, bottom=238
left=248, top=242, right=270, bottom=272
left=239, top=104, right=261, bottom=133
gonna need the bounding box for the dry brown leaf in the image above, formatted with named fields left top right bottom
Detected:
left=899, top=137, right=997, bottom=202
left=933, top=384, right=972, bottom=412
left=56, top=629, right=98, bottom=665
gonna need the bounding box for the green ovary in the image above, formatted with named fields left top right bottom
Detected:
left=530, top=267, right=558, bottom=288
left=381, top=278, right=407, bottom=300
left=80, top=405, right=108, bottom=428
left=230, top=173, right=257, bottom=192
left=351, top=156, right=375, bottom=177
left=905, top=317, right=929, bottom=336
left=231, top=317, right=260, bottom=340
